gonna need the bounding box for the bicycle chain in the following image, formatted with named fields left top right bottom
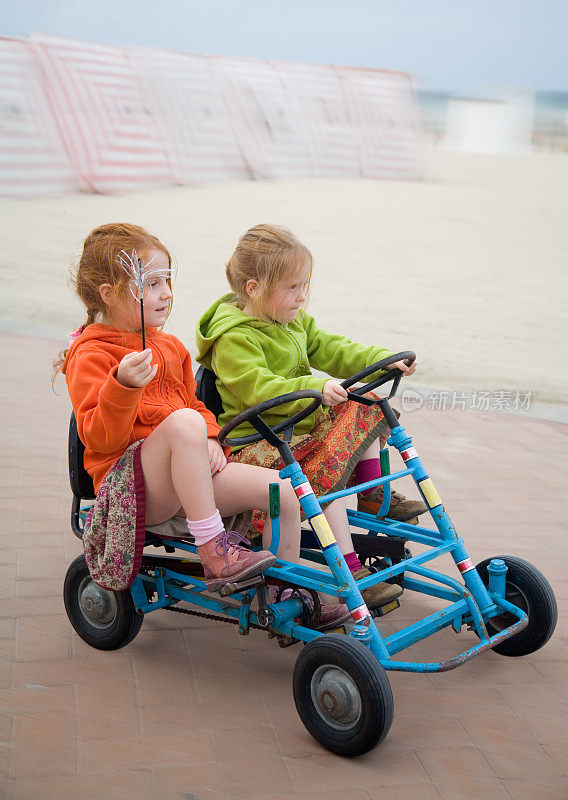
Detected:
left=164, top=602, right=264, bottom=630
left=145, top=574, right=321, bottom=631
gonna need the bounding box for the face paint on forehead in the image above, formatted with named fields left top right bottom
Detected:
left=117, top=249, right=171, bottom=301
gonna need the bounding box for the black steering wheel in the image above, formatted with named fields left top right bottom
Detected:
left=340, top=351, right=416, bottom=404
left=218, top=389, right=323, bottom=448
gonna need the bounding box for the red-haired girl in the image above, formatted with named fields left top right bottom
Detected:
left=57, top=223, right=349, bottom=629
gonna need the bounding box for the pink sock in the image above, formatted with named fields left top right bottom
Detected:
left=344, top=551, right=363, bottom=572
left=186, top=510, right=225, bottom=546
left=355, top=458, right=381, bottom=496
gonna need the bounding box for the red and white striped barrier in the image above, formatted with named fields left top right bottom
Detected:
left=0, top=38, right=79, bottom=196
left=0, top=34, right=425, bottom=196
left=209, top=56, right=313, bottom=180
left=276, top=61, right=363, bottom=178
left=128, top=47, right=249, bottom=183
left=337, top=66, right=425, bottom=179
left=28, top=34, right=174, bottom=193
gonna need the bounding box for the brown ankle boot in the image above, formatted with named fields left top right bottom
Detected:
left=352, top=567, right=403, bottom=609
left=358, top=486, right=427, bottom=522
left=198, top=531, right=276, bottom=591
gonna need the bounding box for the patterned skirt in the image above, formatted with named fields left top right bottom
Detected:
left=83, top=441, right=146, bottom=591
left=229, top=401, right=391, bottom=539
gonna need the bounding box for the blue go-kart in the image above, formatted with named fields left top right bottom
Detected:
left=63, top=352, right=557, bottom=757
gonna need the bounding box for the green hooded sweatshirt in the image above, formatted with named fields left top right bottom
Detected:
left=195, top=293, right=393, bottom=445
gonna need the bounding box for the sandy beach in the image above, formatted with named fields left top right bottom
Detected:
left=1, top=149, right=567, bottom=413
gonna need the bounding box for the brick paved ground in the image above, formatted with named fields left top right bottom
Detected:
left=1, top=331, right=567, bottom=800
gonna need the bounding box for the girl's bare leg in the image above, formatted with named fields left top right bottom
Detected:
left=322, top=497, right=356, bottom=555
left=140, top=409, right=217, bottom=524
left=212, top=462, right=301, bottom=562
left=139, top=409, right=301, bottom=560
left=359, top=436, right=382, bottom=460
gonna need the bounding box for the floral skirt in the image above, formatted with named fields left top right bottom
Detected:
left=83, top=441, right=146, bottom=591
left=229, top=401, right=390, bottom=539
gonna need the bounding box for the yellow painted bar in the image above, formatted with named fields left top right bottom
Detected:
left=418, top=477, right=442, bottom=509
left=309, top=513, right=337, bottom=548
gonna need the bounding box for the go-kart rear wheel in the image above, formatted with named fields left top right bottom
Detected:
left=293, top=634, right=393, bottom=756
left=63, top=555, right=143, bottom=650
left=476, top=556, right=557, bottom=657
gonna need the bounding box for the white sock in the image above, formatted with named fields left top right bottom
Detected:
left=186, top=510, right=225, bottom=546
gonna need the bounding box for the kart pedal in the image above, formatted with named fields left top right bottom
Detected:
left=217, top=576, right=265, bottom=597
left=373, top=598, right=400, bottom=617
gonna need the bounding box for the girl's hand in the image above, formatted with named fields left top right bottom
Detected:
left=322, top=379, right=348, bottom=407
left=208, top=438, right=227, bottom=475
left=116, top=349, right=158, bottom=388
left=387, top=359, right=417, bottom=377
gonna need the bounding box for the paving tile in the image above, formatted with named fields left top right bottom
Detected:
left=14, top=654, right=134, bottom=687
left=188, top=639, right=252, bottom=678
left=0, top=549, right=17, bottom=566
left=0, top=565, right=17, bottom=600
left=0, top=661, right=11, bottom=689
left=459, top=710, right=563, bottom=779
left=544, top=742, right=568, bottom=776
left=287, top=746, right=430, bottom=791
left=0, top=684, right=75, bottom=717
left=262, top=696, right=331, bottom=759
left=0, top=596, right=64, bottom=619
left=213, top=727, right=294, bottom=796
left=154, top=766, right=225, bottom=800
left=388, top=714, right=472, bottom=749
left=0, top=741, right=10, bottom=781
left=532, top=659, right=568, bottom=699
left=131, top=650, right=197, bottom=707
left=367, top=786, right=442, bottom=800
left=194, top=668, right=289, bottom=704
left=502, top=778, right=568, bottom=800
left=79, top=731, right=215, bottom=773
left=6, top=771, right=156, bottom=800
left=395, top=685, right=510, bottom=718
left=0, top=620, right=16, bottom=641
left=0, top=638, right=14, bottom=661
left=16, top=614, right=71, bottom=662
left=77, top=680, right=141, bottom=741
left=415, top=745, right=511, bottom=799
left=16, top=578, right=63, bottom=598
left=0, top=712, right=12, bottom=743
left=140, top=696, right=270, bottom=736
left=11, top=711, right=77, bottom=777
left=497, top=684, right=568, bottom=744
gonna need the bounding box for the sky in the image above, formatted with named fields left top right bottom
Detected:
left=3, top=0, right=567, bottom=93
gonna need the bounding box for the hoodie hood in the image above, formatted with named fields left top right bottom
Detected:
left=196, top=293, right=272, bottom=369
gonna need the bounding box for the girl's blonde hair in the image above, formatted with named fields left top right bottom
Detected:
left=226, top=224, right=313, bottom=319
left=53, top=222, right=172, bottom=378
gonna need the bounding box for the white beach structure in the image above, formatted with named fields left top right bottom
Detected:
left=443, top=91, right=534, bottom=154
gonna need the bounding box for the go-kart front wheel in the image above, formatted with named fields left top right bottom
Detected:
left=293, top=634, right=393, bottom=757
left=63, top=555, right=143, bottom=650
left=476, top=556, right=557, bottom=657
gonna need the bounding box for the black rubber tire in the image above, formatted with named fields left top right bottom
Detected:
left=63, top=554, right=143, bottom=650
left=293, top=634, right=393, bottom=756
left=476, top=556, right=557, bottom=657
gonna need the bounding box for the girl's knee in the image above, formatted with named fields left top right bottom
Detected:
left=163, top=408, right=207, bottom=442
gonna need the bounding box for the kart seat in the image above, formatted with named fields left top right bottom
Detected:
left=69, top=412, right=95, bottom=501
left=195, top=365, right=224, bottom=418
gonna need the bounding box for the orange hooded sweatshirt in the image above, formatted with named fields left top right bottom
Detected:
left=62, top=323, right=223, bottom=494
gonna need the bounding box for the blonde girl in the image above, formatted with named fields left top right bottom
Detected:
left=196, top=224, right=427, bottom=609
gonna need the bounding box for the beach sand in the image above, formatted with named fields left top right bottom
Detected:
left=1, top=149, right=566, bottom=410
